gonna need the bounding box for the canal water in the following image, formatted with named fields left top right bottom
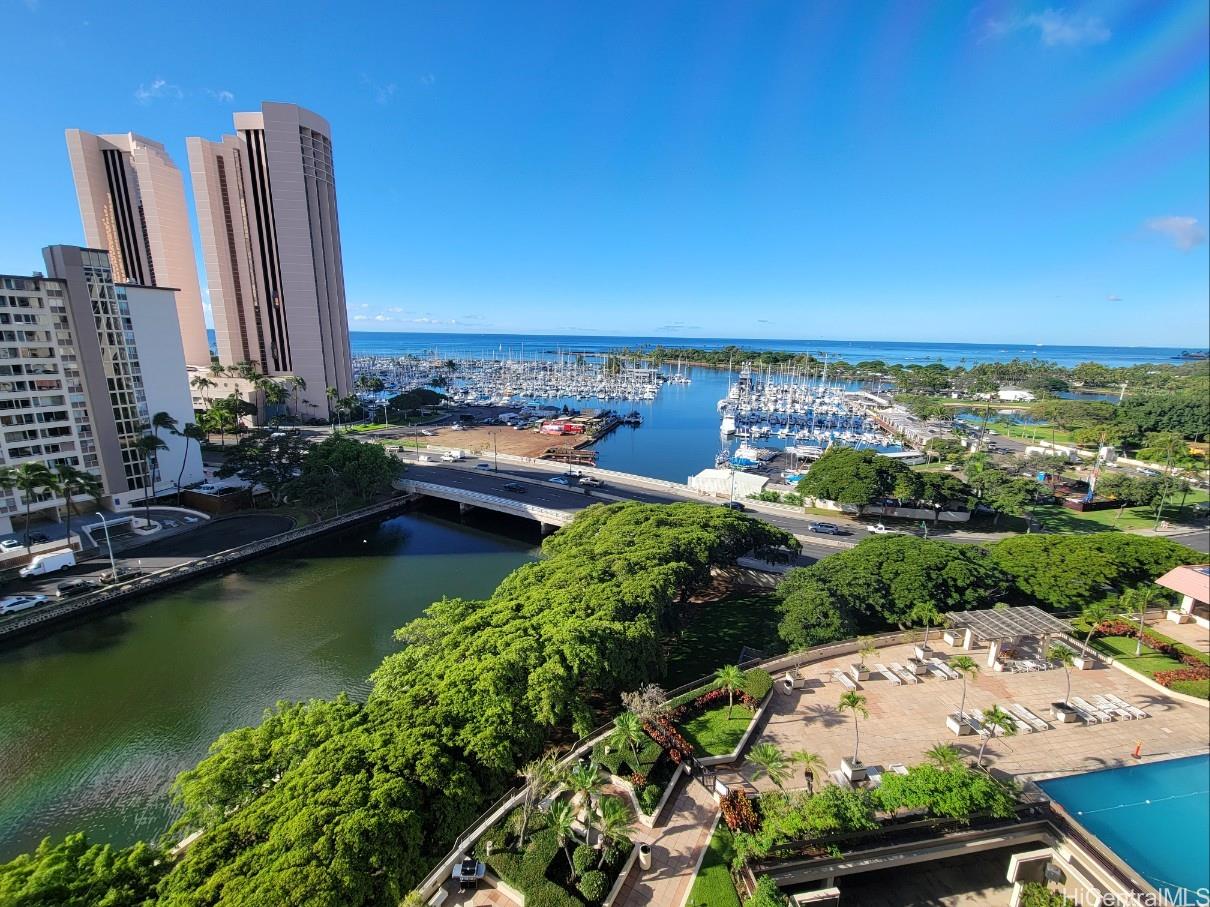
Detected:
left=0, top=511, right=538, bottom=860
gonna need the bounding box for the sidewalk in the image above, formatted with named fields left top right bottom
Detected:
left=618, top=778, right=718, bottom=907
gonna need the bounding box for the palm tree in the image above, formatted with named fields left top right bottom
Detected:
left=326, top=386, right=340, bottom=427
left=1121, top=587, right=1166, bottom=656
left=285, top=375, right=307, bottom=420
left=1078, top=600, right=1117, bottom=653
left=566, top=761, right=603, bottom=841
left=191, top=374, right=216, bottom=407
left=925, top=742, right=963, bottom=771
left=837, top=691, right=869, bottom=765
left=12, top=462, right=57, bottom=548
left=950, top=655, right=979, bottom=722
left=1047, top=644, right=1076, bottom=706
left=595, top=796, right=632, bottom=868
left=54, top=464, right=102, bottom=549
left=175, top=423, right=206, bottom=503
left=909, top=601, right=943, bottom=650
left=151, top=410, right=178, bottom=442
left=261, top=379, right=289, bottom=424
left=714, top=664, right=746, bottom=720
left=609, top=712, right=645, bottom=773
left=976, top=705, right=1017, bottom=766
left=546, top=799, right=578, bottom=881
left=790, top=750, right=826, bottom=793
left=747, top=743, right=791, bottom=791
left=516, top=751, right=560, bottom=849
left=134, top=434, right=168, bottom=524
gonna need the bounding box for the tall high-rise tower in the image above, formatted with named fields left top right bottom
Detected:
left=64, top=130, right=212, bottom=367
left=187, top=102, right=353, bottom=416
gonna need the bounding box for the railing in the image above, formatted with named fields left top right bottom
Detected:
left=398, top=479, right=574, bottom=526
left=0, top=496, right=413, bottom=640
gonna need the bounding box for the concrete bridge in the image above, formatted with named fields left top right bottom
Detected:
left=396, top=477, right=578, bottom=533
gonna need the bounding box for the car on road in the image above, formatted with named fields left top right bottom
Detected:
left=807, top=522, right=844, bottom=535
left=578, top=476, right=603, bottom=487
left=475, top=463, right=493, bottom=471
left=56, top=579, right=99, bottom=598
left=502, top=482, right=526, bottom=494
left=0, top=539, right=22, bottom=552
left=28, top=532, right=50, bottom=544
left=547, top=476, right=572, bottom=485
left=867, top=523, right=902, bottom=535
left=99, top=567, right=144, bottom=584
left=721, top=501, right=746, bottom=511
left=183, top=515, right=201, bottom=523
left=1136, top=467, right=1160, bottom=477
left=943, top=463, right=961, bottom=472
left=0, top=594, right=48, bottom=615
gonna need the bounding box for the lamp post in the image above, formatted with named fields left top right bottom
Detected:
left=97, top=516, right=118, bottom=578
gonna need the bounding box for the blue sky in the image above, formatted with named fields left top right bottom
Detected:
left=2, top=0, right=1207, bottom=346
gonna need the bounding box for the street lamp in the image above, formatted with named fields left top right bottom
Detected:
left=96, top=516, right=119, bottom=578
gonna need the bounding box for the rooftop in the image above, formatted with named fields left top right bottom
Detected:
left=1155, top=564, right=1210, bottom=603
left=942, top=605, right=1071, bottom=642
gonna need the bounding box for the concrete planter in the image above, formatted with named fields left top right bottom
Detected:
left=905, top=658, right=928, bottom=676
left=942, top=629, right=962, bottom=647
left=913, top=644, right=934, bottom=661
left=699, top=687, right=775, bottom=767
left=849, top=664, right=870, bottom=681
left=840, top=756, right=867, bottom=782
left=601, top=844, right=641, bottom=907
left=1052, top=702, right=1080, bottom=723
left=946, top=713, right=974, bottom=736
left=609, top=763, right=685, bottom=828
left=1072, top=654, right=1099, bottom=671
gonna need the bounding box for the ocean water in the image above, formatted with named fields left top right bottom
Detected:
left=1040, top=755, right=1210, bottom=901
left=343, top=331, right=1189, bottom=369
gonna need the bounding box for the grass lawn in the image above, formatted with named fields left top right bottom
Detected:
left=679, top=702, right=756, bottom=757
left=1033, top=490, right=1209, bottom=533
left=664, top=593, right=785, bottom=686
left=1089, top=635, right=1209, bottom=700
left=686, top=822, right=741, bottom=907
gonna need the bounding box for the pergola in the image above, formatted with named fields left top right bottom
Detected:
left=942, top=605, right=1071, bottom=667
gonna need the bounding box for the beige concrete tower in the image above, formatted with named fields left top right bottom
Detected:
left=187, top=102, right=353, bottom=418
left=64, top=130, right=212, bottom=367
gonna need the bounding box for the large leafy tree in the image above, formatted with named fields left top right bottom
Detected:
left=795, top=448, right=907, bottom=507
left=215, top=430, right=310, bottom=506
left=777, top=573, right=854, bottom=649
left=0, top=833, right=165, bottom=906
left=290, top=435, right=403, bottom=508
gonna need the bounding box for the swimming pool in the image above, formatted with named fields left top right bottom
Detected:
left=1040, top=755, right=1210, bottom=903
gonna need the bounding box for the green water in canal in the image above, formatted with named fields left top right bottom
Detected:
left=0, top=511, right=538, bottom=860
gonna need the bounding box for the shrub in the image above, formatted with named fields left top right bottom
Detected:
left=1155, top=665, right=1210, bottom=688
left=720, top=791, right=760, bottom=833
left=578, top=869, right=609, bottom=903
left=572, top=843, right=596, bottom=878
left=1019, top=881, right=1075, bottom=906
left=744, top=874, right=788, bottom=907
left=640, top=784, right=662, bottom=813
left=742, top=668, right=773, bottom=701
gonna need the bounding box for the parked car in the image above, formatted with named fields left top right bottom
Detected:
left=28, top=532, right=50, bottom=544
left=547, top=476, right=571, bottom=485
left=0, top=594, right=48, bottom=616
left=0, top=539, right=22, bottom=552
left=807, top=522, right=843, bottom=535
left=721, top=501, right=746, bottom=511
left=56, top=579, right=99, bottom=598
left=502, top=482, right=526, bottom=494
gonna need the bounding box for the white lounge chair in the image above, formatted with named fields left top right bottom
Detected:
left=1072, top=696, right=1114, bottom=723
left=875, top=663, right=902, bottom=686
left=973, top=706, right=1030, bottom=735
left=1089, top=694, right=1134, bottom=720
left=834, top=670, right=859, bottom=691
left=888, top=762, right=909, bottom=776
left=1105, top=693, right=1149, bottom=719
left=1010, top=703, right=1050, bottom=731
left=926, top=660, right=953, bottom=680
left=930, top=658, right=961, bottom=680
left=889, top=662, right=919, bottom=684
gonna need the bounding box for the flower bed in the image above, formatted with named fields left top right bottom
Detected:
left=594, top=734, right=678, bottom=817
left=1094, top=620, right=1208, bottom=667
left=1093, top=622, right=1210, bottom=697
left=720, top=791, right=759, bottom=833
left=665, top=669, right=773, bottom=758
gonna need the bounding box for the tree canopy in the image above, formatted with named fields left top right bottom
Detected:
left=796, top=448, right=970, bottom=509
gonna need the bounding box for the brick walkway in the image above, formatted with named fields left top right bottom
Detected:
left=617, top=777, right=719, bottom=907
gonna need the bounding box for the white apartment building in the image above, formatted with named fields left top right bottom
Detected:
left=0, top=273, right=99, bottom=536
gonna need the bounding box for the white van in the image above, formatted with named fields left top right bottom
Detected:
left=19, top=549, right=76, bottom=577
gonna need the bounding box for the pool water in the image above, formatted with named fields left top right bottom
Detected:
left=1040, top=755, right=1210, bottom=902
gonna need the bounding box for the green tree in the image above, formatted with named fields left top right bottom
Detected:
left=950, top=655, right=979, bottom=721
left=54, top=464, right=102, bottom=550
left=924, top=742, right=963, bottom=771
left=565, top=761, right=603, bottom=840
left=908, top=601, right=943, bottom=649
left=595, top=795, right=632, bottom=868
left=1047, top=644, right=1076, bottom=705
left=546, top=799, right=578, bottom=882
left=0, top=833, right=165, bottom=906
left=790, top=750, right=826, bottom=793
left=11, top=462, right=57, bottom=548
left=837, top=691, right=869, bottom=764
left=747, top=743, right=791, bottom=791
left=1120, top=586, right=1167, bottom=656
left=777, top=574, right=854, bottom=649
left=976, top=705, right=1017, bottom=766
left=216, top=430, right=310, bottom=506
left=133, top=433, right=168, bottom=524
left=1078, top=600, right=1117, bottom=652
left=291, top=434, right=404, bottom=510
left=796, top=447, right=912, bottom=508
left=715, top=664, right=746, bottom=719
left=515, top=751, right=561, bottom=849
left=744, top=875, right=788, bottom=907
left=609, top=712, right=645, bottom=773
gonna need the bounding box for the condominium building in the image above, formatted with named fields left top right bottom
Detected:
left=64, top=130, right=212, bottom=368
left=187, top=101, right=353, bottom=417
left=42, top=246, right=202, bottom=509
left=0, top=272, right=99, bottom=535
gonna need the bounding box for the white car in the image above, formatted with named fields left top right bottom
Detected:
left=0, top=539, right=22, bottom=552
left=0, top=594, right=48, bottom=616
left=578, top=476, right=603, bottom=487
left=867, top=523, right=902, bottom=535
left=548, top=476, right=571, bottom=485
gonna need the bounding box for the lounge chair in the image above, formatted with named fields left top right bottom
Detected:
left=1105, top=693, right=1149, bottom=719
left=888, top=762, right=909, bottom=776
left=889, top=661, right=919, bottom=684
left=1072, top=696, right=1114, bottom=723
left=931, top=658, right=961, bottom=680
left=926, top=660, right=953, bottom=680
left=1090, top=694, right=1133, bottom=721
left=1010, top=703, right=1051, bottom=731
left=972, top=707, right=1030, bottom=735
left=834, top=670, right=859, bottom=691
left=875, top=663, right=902, bottom=686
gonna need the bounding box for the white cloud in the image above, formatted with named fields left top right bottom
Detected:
left=208, top=89, right=235, bottom=103
left=1145, top=216, right=1207, bottom=252
left=134, top=78, right=183, bottom=104
left=1106, top=294, right=1122, bottom=302
left=360, top=75, right=397, bottom=105
left=985, top=9, right=1110, bottom=47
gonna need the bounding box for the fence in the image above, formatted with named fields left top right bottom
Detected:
left=0, top=496, right=414, bottom=642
